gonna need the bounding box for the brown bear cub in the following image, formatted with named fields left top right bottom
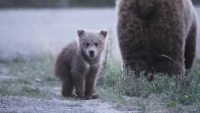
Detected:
left=54, top=29, right=107, bottom=100
left=117, top=0, right=198, bottom=80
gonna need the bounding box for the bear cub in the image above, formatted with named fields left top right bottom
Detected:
left=54, top=29, right=107, bottom=100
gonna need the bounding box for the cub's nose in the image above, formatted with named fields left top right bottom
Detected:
left=89, top=50, right=95, bottom=57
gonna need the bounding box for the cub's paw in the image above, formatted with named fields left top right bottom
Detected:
left=84, top=96, right=91, bottom=100
left=91, top=94, right=99, bottom=99
left=83, top=94, right=99, bottom=100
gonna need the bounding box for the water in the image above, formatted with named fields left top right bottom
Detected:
left=0, top=8, right=199, bottom=60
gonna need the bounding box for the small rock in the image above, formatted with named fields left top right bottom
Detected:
left=35, top=78, right=42, bottom=82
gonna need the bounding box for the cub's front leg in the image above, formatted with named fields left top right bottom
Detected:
left=71, top=59, right=89, bottom=100
left=73, top=76, right=86, bottom=99
left=85, top=64, right=101, bottom=99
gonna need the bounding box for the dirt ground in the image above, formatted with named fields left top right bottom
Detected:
left=0, top=58, right=141, bottom=113
left=0, top=96, right=123, bottom=113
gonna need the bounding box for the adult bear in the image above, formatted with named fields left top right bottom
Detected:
left=117, top=0, right=198, bottom=78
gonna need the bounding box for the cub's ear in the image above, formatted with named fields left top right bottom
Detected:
left=77, top=29, right=85, bottom=37
left=100, top=30, right=107, bottom=38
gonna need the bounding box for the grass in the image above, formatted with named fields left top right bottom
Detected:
left=0, top=54, right=58, bottom=98
left=0, top=42, right=200, bottom=112
left=0, top=56, right=200, bottom=112
left=97, top=57, right=200, bottom=112
left=0, top=79, right=44, bottom=98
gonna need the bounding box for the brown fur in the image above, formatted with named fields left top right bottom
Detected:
left=54, top=29, right=107, bottom=99
left=117, top=0, right=198, bottom=78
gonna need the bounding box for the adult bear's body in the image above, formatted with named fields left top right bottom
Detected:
left=117, top=0, right=198, bottom=77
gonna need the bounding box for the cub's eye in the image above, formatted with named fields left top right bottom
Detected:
left=85, top=42, right=90, bottom=47
left=94, top=42, right=98, bottom=47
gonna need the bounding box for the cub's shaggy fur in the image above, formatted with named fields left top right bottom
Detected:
left=54, top=29, right=107, bottom=99
left=117, top=0, right=198, bottom=78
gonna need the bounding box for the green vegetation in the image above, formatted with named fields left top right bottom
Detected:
left=193, top=0, right=200, bottom=4
left=0, top=0, right=115, bottom=8
left=97, top=54, right=200, bottom=112
left=0, top=79, right=44, bottom=98
left=0, top=0, right=198, bottom=8
left=0, top=36, right=200, bottom=112
left=95, top=34, right=200, bottom=112
left=0, top=52, right=200, bottom=112
left=0, top=54, right=58, bottom=98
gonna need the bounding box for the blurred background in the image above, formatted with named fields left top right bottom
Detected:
left=0, top=0, right=199, bottom=8
left=0, top=0, right=199, bottom=61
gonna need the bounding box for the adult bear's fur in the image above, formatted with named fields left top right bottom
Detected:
left=117, top=0, right=198, bottom=77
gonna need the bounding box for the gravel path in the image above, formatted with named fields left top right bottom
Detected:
left=0, top=64, right=129, bottom=113
left=0, top=96, right=88, bottom=113
left=0, top=96, right=123, bottom=113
